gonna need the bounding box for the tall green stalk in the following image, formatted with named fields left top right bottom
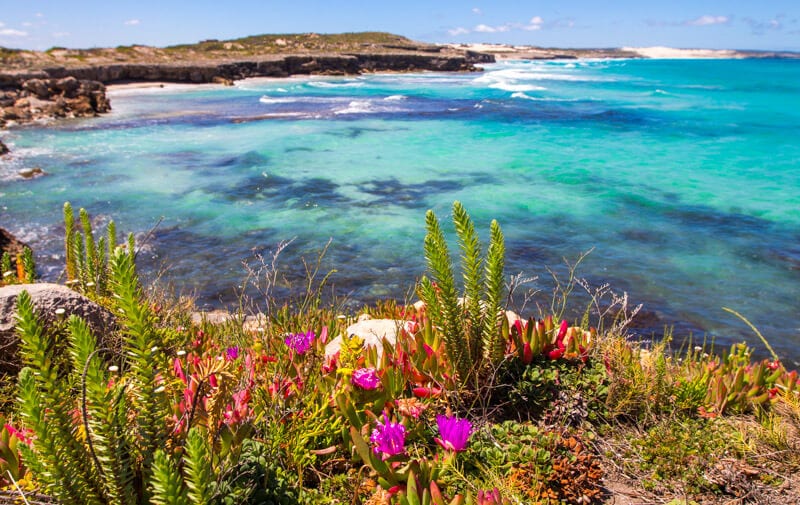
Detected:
left=418, top=201, right=506, bottom=385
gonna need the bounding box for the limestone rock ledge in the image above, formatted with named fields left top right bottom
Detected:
left=0, top=52, right=492, bottom=127
left=1, top=76, right=110, bottom=127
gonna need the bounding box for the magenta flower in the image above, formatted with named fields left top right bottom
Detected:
left=370, top=412, right=406, bottom=459
left=284, top=330, right=316, bottom=355
left=352, top=367, right=380, bottom=390
left=226, top=346, right=239, bottom=360
left=435, top=414, right=473, bottom=452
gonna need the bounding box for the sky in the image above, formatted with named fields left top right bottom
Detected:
left=1, top=1, right=799, bottom=52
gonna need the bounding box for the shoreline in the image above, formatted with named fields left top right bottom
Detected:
left=450, top=43, right=800, bottom=60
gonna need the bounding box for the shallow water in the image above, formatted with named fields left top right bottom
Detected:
left=2, top=59, right=799, bottom=363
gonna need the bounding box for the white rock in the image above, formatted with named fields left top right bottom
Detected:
left=324, top=319, right=412, bottom=358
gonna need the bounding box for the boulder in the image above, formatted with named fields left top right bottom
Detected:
left=65, top=95, right=95, bottom=116
left=324, top=318, right=414, bottom=358
left=18, top=167, right=46, bottom=179
left=54, top=76, right=80, bottom=97
left=21, top=78, right=51, bottom=99
left=0, top=283, right=118, bottom=373
left=0, top=139, right=8, bottom=156
left=190, top=309, right=235, bottom=325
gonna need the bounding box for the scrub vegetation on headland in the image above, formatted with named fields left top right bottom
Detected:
left=0, top=201, right=798, bottom=505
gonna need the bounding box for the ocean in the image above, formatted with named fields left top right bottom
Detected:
left=1, top=58, right=799, bottom=363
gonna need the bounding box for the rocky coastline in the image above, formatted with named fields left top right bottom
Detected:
left=1, top=39, right=494, bottom=131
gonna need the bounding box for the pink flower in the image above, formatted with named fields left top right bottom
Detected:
left=284, top=330, right=316, bottom=355
left=352, top=367, right=380, bottom=390
left=370, top=412, right=406, bottom=459
left=226, top=346, right=240, bottom=361
left=435, top=414, right=472, bottom=452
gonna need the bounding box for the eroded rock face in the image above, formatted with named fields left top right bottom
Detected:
left=0, top=283, right=117, bottom=373
left=0, top=228, right=28, bottom=264
left=0, top=139, right=8, bottom=155
left=1, top=77, right=110, bottom=127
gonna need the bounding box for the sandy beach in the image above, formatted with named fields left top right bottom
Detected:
left=621, top=46, right=744, bottom=59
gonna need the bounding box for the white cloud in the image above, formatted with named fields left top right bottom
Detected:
left=124, top=19, right=140, bottom=26
left=472, top=8, right=482, bottom=15
left=744, top=15, right=785, bottom=34
left=687, top=15, right=729, bottom=26
left=474, top=23, right=510, bottom=33
left=35, top=13, right=44, bottom=18
left=524, top=16, right=544, bottom=31
left=448, top=27, right=470, bottom=36
left=0, top=28, right=28, bottom=37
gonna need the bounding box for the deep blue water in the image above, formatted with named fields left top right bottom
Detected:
left=1, top=58, right=799, bottom=363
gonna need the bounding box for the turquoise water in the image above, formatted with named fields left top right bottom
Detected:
left=1, top=58, right=799, bottom=362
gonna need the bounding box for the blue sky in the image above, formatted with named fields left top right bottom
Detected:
left=1, top=1, right=798, bottom=51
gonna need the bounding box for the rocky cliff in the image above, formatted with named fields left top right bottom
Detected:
left=1, top=50, right=492, bottom=127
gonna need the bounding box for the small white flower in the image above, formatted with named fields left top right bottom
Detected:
left=176, top=350, right=186, bottom=356
left=151, top=346, right=159, bottom=353
left=154, top=386, right=166, bottom=393
left=2, top=271, right=13, bottom=278
left=108, top=365, right=119, bottom=372
left=86, top=281, right=96, bottom=288
left=65, top=279, right=80, bottom=285
left=694, top=346, right=702, bottom=352
left=55, top=308, right=66, bottom=316
left=703, top=353, right=709, bottom=359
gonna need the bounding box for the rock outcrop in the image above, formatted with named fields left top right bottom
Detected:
left=22, top=53, right=487, bottom=84
left=0, top=228, right=29, bottom=266
left=325, top=318, right=416, bottom=359
left=0, top=52, right=490, bottom=127
left=1, top=76, right=110, bottom=127
left=0, top=283, right=118, bottom=373
left=0, top=139, right=8, bottom=155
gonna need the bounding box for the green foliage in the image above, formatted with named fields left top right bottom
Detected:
left=14, top=235, right=190, bottom=504
left=64, top=202, right=125, bottom=300
left=184, top=428, right=215, bottom=504
left=0, top=246, right=36, bottom=286
left=110, top=246, right=169, bottom=481
left=5, top=202, right=800, bottom=504
left=627, top=416, right=730, bottom=495
left=212, top=439, right=305, bottom=505
left=150, top=450, right=189, bottom=505
left=16, top=292, right=107, bottom=504
left=418, top=201, right=506, bottom=386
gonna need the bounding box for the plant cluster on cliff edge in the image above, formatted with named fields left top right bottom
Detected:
left=1, top=200, right=798, bottom=504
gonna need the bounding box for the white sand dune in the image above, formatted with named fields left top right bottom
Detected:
left=622, top=46, right=743, bottom=59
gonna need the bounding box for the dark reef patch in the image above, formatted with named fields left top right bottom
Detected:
left=213, top=150, right=269, bottom=169
left=359, top=177, right=464, bottom=208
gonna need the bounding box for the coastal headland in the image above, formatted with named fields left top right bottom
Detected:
left=3, top=32, right=798, bottom=134
left=3, top=31, right=800, bottom=136
left=0, top=32, right=493, bottom=131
